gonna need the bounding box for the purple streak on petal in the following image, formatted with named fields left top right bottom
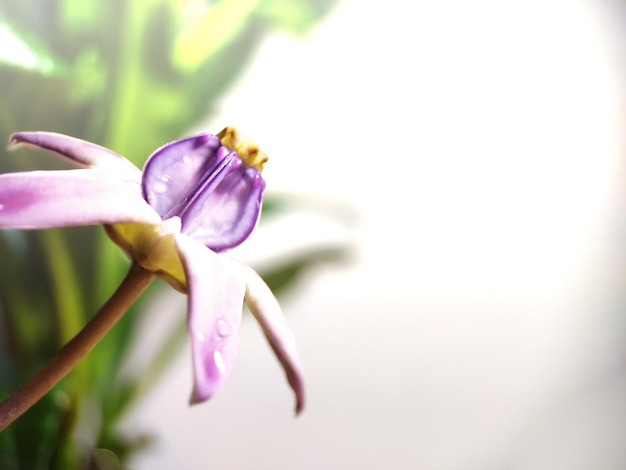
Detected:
left=162, top=146, right=239, bottom=221
left=174, top=234, right=246, bottom=405
left=242, top=265, right=306, bottom=415
left=181, top=165, right=265, bottom=251
left=8, top=132, right=142, bottom=183
left=0, top=169, right=161, bottom=229
left=142, top=134, right=223, bottom=217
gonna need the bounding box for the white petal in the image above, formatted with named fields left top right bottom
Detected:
left=241, top=265, right=306, bottom=414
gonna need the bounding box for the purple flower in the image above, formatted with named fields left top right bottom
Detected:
left=0, top=128, right=305, bottom=413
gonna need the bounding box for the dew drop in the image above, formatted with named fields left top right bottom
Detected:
left=152, top=175, right=170, bottom=193
left=213, top=350, right=227, bottom=374
left=183, top=154, right=192, bottom=164
left=196, top=332, right=205, bottom=343
left=217, top=319, right=232, bottom=337
left=0, top=203, right=4, bottom=211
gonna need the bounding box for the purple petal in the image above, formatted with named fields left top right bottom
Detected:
left=142, top=134, right=222, bottom=217
left=174, top=233, right=246, bottom=404
left=0, top=169, right=161, bottom=229
left=8, top=132, right=142, bottom=183
left=181, top=165, right=265, bottom=252
left=241, top=265, right=306, bottom=415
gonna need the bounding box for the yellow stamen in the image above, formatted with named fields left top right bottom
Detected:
left=217, top=127, right=268, bottom=171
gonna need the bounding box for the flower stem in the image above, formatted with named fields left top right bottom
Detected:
left=0, top=262, right=155, bottom=431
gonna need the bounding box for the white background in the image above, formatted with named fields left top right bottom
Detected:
left=123, top=0, right=626, bottom=468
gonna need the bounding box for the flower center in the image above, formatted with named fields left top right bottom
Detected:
left=217, top=127, right=268, bottom=171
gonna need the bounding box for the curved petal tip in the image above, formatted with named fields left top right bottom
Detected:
left=242, top=265, right=306, bottom=415
left=8, top=131, right=141, bottom=182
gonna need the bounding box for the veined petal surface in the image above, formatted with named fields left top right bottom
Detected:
left=182, top=166, right=265, bottom=251
left=242, top=265, right=306, bottom=414
left=0, top=169, right=160, bottom=229
left=174, top=233, right=246, bottom=404
left=9, top=132, right=142, bottom=183
left=142, top=134, right=224, bottom=217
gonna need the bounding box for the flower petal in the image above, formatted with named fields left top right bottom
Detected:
left=8, top=131, right=142, bottom=183
left=174, top=233, right=246, bottom=404
left=142, top=134, right=223, bottom=217
left=241, top=265, right=306, bottom=415
left=0, top=169, right=161, bottom=229
left=181, top=165, right=265, bottom=252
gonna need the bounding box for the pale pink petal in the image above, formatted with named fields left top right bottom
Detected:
left=8, top=132, right=142, bottom=183
left=0, top=169, right=160, bottom=229
left=241, top=265, right=306, bottom=415
left=174, top=234, right=246, bottom=404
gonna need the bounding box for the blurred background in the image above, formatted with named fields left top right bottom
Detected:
left=1, top=0, right=625, bottom=469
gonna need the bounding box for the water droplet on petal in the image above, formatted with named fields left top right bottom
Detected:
left=213, top=350, right=227, bottom=374
left=0, top=203, right=4, bottom=211
left=183, top=154, right=192, bottom=164
left=153, top=175, right=170, bottom=193
left=217, top=319, right=232, bottom=337
left=196, top=332, right=205, bottom=343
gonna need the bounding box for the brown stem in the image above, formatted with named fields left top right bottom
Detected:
left=0, top=262, right=155, bottom=431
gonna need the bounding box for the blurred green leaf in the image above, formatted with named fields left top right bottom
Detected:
left=173, top=0, right=262, bottom=70
left=0, top=390, right=77, bottom=470
left=258, top=0, right=339, bottom=33
left=59, top=0, right=106, bottom=35
left=0, top=21, right=67, bottom=75
left=90, top=449, right=121, bottom=470
left=259, top=246, right=352, bottom=295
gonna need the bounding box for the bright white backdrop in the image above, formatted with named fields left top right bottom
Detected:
left=123, top=1, right=626, bottom=468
